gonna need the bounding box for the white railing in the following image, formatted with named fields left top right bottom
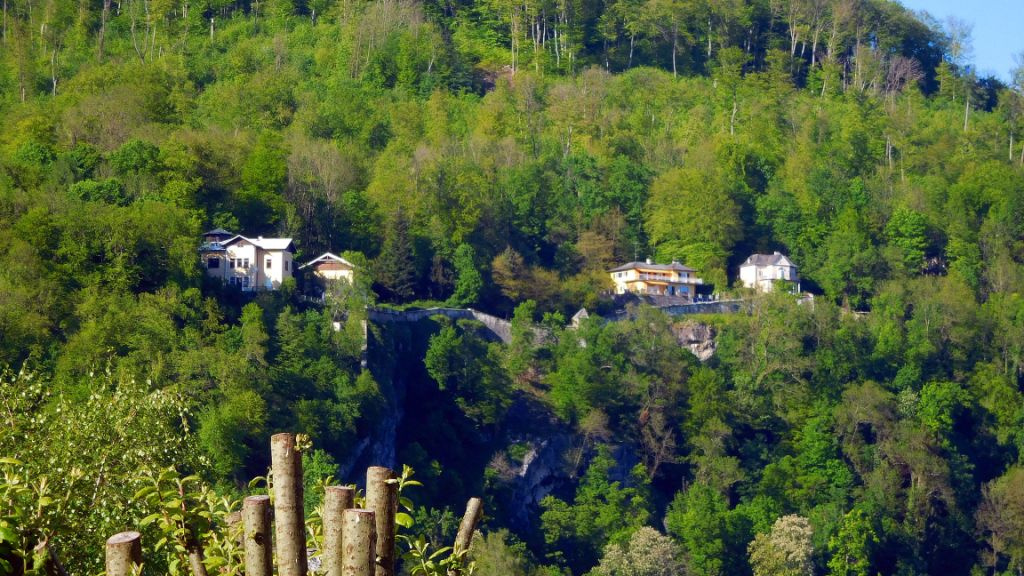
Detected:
left=636, top=274, right=704, bottom=284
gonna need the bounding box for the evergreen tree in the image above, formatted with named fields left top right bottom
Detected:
left=374, top=208, right=417, bottom=302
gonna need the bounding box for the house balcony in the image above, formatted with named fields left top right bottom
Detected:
left=636, top=274, right=703, bottom=284
left=756, top=274, right=796, bottom=282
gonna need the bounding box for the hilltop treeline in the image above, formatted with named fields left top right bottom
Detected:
left=2, top=0, right=1024, bottom=574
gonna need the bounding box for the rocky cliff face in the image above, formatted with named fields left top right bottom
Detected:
left=672, top=321, right=717, bottom=361
left=344, top=311, right=684, bottom=530
left=503, top=434, right=575, bottom=527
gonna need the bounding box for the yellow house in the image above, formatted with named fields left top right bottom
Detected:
left=200, top=230, right=296, bottom=291
left=609, top=259, right=703, bottom=298
left=300, top=252, right=356, bottom=283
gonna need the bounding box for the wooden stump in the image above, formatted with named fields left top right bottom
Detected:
left=243, top=495, right=272, bottom=576
left=323, top=486, right=356, bottom=576
left=105, top=531, right=141, bottom=576
left=271, top=433, right=307, bottom=576
left=341, top=509, right=376, bottom=576
left=365, top=467, right=397, bottom=576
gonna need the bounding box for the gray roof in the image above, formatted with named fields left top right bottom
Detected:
left=741, top=253, right=795, bottom=267
left=203, top=228, right=234, bottom=237
left=222, top=235, right=296, bottom=252
left=609, top=261, right=696, bottom=273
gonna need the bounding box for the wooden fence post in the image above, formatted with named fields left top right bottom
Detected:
left=272, top=433, right=307, bottom=576
left=242, top=495, right=273, bottom=576
left=224, top=511, right=242, bottom=545
left=365, top=467, right=397, bottom=576
left=323, top=486, right=355, bottom=576
left=341, top=509, right=376, bottom=576
left=105, top=531, right=141, bottom=576
left=454, top=497, right=483, bottom=553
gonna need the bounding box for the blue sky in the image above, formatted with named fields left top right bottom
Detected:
left=899, top=0, right=1023, bottom=83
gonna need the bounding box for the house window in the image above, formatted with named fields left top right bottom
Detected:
left=266, top=258, right=272, bottom=270
left=242, top=276, right=249, bottom=288
left=229, top=258, right=236, bottom=269
left=207, top=258, right=220, bottom=269
left=285, top=261, right=289, bottom=271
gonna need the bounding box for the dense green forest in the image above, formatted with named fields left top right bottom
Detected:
left=2, top=0, right=1024, bottom=574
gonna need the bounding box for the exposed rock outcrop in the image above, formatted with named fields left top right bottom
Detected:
left=672, top=321, right=717, bottom=361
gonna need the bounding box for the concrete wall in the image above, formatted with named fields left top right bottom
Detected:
left=367, top=307, right=514, bottom=343
left=656, top=299, right=747, bottom=316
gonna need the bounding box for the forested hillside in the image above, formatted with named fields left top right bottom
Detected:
left=2, top=0, right=1024, bottom=574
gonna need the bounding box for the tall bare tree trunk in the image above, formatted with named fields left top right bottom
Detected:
left=50, top=47, right=58, bottom=96
left=707, top=16, right=711, bottom=58
left=98, top=0, right=110, bottom=59
left=671, top=26, right=677, bottom=77
left=130, top=8, right=145, bottom=61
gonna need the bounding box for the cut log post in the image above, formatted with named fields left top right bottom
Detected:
left=323, top=486, right=356, bottom=576
left=105, top=531, right=142, bottom=576
left=341, top=509, right=376, bottom=576
left=365, top=467, right=397, bottom=576
left=454, top=497, right=483, bottom=553
left=224, top=511, right=243, bottom=545
left=272, top=433, right=307, bottom=576
left=242, top=495, right=272, bottom=576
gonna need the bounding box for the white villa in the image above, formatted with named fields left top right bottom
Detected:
left=609, top=259, right=703, bottom=299
left=200, top=229, right=295, bottom=291
left=300, top=252, right=356, bottom=283
left=738, top=252, right=799, bottom=293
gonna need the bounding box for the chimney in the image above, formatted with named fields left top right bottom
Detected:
left=646, top=258, right=653, bottom=264
left=773, top=251, right=780, bottom=255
